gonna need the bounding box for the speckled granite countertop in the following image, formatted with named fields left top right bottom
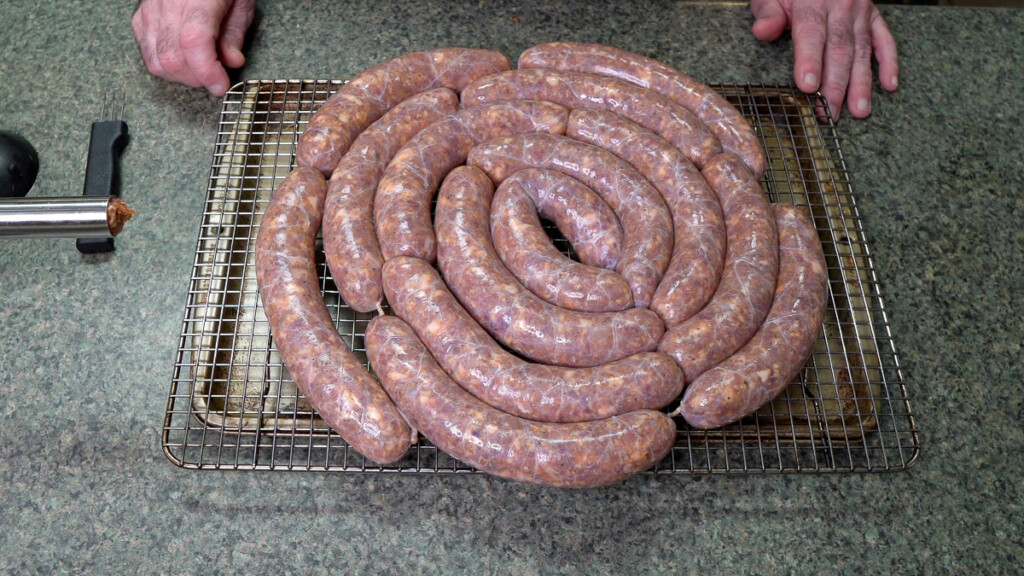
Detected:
left=1, top=1, right=1021, bottom=573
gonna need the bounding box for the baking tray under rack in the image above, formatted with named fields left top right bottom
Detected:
left=163, top=80, right=919, bottom=475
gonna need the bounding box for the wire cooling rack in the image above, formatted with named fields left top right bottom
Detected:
left=163, top=80, right=919, bottom=474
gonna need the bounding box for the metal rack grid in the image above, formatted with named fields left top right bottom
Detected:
left=163, top=79, right=919, bottom=474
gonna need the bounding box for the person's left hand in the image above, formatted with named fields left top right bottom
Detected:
left=750, top=0, right=898, bottom=121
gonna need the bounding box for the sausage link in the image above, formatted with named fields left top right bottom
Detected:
left=254, top=167, right=412, bottom=464
left=468, top=133, right=673, bottom=308
left=491, top=169, right=632, bottom=312
left=567, top=109, right=726, bottom=327
left=462, top=69, right=721, bottom=168
left=323, top=88, right=459, bottom=312
left=519, top=42, right=767, bottom=178
left=681, top=204, right=828, bottom=429
left=374, top=100, right=569, bottom=263
left=296, top=48, right=511, bottom=175
left=366, top=315, right=677, bottom=487
left=382, top=256, right=682, bottom=422
left=501, top=167, right=623, bottom=270
left=658, top=153, right=779, bottom=382
left=435, top=166, right=665, bottom=368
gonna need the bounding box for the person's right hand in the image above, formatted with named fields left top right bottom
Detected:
left=750, top=0, right=898, bottom=122
left=132, top=0, right=257, bottom=96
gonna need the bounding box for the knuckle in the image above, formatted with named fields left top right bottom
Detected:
left=158, top=55, right=185, bottom=76
left=178, top=26, right=212, bottom=50
left=178, top=3, right=220, bottom=48
left=826, top=36, right=855, bottom=62
left=853, top=31, right=873, bottom=61
left=142, top=56, right=162, bottom=77
left=156, top=43, right=186, bottom=75
left=792, top=1, right=825, bottom=24
left=184, top=5, right=215, bottom=26
left=826, top=22, right=854, bottom=48
left=821, top=80, right=847, bottom=101
left=794, top=25, right=827, bottom=55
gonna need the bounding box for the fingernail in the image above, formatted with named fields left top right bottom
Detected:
left=803, top=73, right=819, bottom=89
left=211, top=83, right=227, bottom=95
left=891, top=75, right=898, bottom=89
left=857, top=98, right=870, bottom=114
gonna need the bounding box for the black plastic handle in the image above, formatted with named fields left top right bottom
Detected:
left=77, top=120, right=129, bottom=254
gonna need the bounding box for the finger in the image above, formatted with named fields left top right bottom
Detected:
left=790, top=0, right=828, bottom=94
left=750, top=0, right=790, bottom=42
left=156, top=20, right=206, bottom=88
left=151, top=0, right=207, bottom=88
left=132, top=3, right=166, bottom=79
left=819, top=6, right=856, bottom=121
left=179, top=2, right=232, bottom=94
left=871, top=11, right=899, bottom=91
left=845, top=9, right=875, bottom=118
left=217, top=0, right=256, bottom=69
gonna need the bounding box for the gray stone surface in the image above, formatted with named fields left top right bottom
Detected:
left=0, top=1, right=1021, bottom=573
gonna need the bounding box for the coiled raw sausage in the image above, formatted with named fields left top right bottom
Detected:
left=296, top=48, right=510, bottom=175
left=365, top=315, right=677, bottom=487
left=468, top=133, right=673, bottom=309
left=322, top=88, right=459, bottom=312
left=374, top=100, right=569, bottom=264
left=255, top=167, right=412, bottom=464
left=680, top=204, right=828, bottom=429
left=461, top=68, right=721, bottom=168
left=491, top=168, right=632, bottom=312
left=567, top=109, right=726, bottom=327
left=495, top=167, right=623, bottom=270
left=382, top=256, right=683, bottom=422
left=658, top=153, right=779, bottom=382
left=435, top=166, right=665, bottom=368
left=518, top=41, right=767, bottom=178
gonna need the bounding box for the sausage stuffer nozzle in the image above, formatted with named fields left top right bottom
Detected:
left=0, top=195, right=135, bottom=239
left=77, top=92, right=130, bottom=254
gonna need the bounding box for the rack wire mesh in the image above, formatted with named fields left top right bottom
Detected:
left=163, top=80, right=919, bottom=474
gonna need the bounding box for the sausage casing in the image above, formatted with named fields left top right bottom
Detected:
left=567, top=108, right=726, bottom=327
left=296, top=48, right=510, bottom=175
left=498, top=167, right=623, bottom=270
left=519, top=41, right=767, bottom=178
left=462, top=68, right=721, bottom=168
left=491, top=168, right=632, bottom=312
left=323, top=88, right=459, bottom=312
left=658, top=153, right=779, bottom=382
left=435, top=166, right=665, bottom=368
left=382, top=256, right=683, bottom=422
left=374, top=100, right=569, bottom=264
left=681, top=204, right=828, bottom=429
left=468, top=133, right=673, bottom=309
left=254, top=167, right=412, bottom=464
left=366, top=315, right=677, bottom=487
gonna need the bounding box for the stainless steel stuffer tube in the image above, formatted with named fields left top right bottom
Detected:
left=0, top=196, right=135, bottom=239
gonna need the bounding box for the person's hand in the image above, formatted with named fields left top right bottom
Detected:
left=750, top=0, right=898, bottom=121
left=132, top=0, right=257, bottom=96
